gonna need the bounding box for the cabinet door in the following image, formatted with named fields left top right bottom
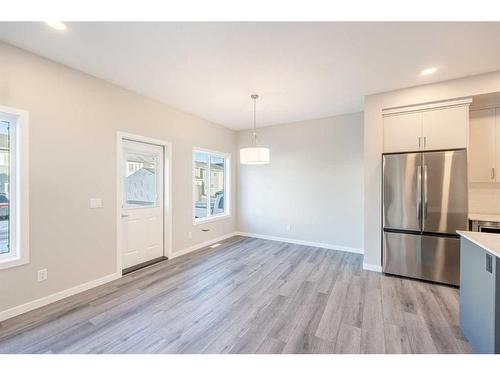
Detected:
left=496, top=109, right=500, bottom=182
left=469, top=108, right=496, bottom=182
left=422, top=105, right=468, bottom=151
left=383, top=112, right=422, bottom=153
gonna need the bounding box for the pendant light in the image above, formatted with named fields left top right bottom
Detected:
left=240, top=94, right=270, bottom=165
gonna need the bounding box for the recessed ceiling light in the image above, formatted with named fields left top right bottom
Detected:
left=420, top=67, right=437, bottom=76
left=45, top=21, right=67, bottom=31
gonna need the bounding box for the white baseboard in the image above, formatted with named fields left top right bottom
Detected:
left=363, top=263, right=383, bottom=272
left=0, top=272, right=121, bottom=322
left=235, top=232, right=364, bottom=255
left=170, top=232, right=239, bottom=259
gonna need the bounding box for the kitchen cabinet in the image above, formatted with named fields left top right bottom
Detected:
left=497, top=108, right=500, bottom=182
left=383, top=101, right=469, bottom=154
left=422, top=105, right=468, bottom=151
left=469, top=108, right=496, bottom=182
left=382, top=112, right=422, bottom=153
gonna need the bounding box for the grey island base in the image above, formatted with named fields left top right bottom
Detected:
left=458, top=231, right=500, bottom=354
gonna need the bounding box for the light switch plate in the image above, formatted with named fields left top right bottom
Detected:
left=90, top=198, right=103, bottom=209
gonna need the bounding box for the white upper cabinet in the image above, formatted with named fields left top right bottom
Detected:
left=383, top=99, right=470, bottom=154
left=469, top=108, right=496, bottom=183
left=422, top=105, right=468, bottom=151
left=496, top=109, right=500, bottom=182
left=383, top=112, right=422, bottom=153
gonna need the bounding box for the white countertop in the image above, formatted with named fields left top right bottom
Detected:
left=469, top=213, right=500, bottom=223
left=457, top=230, right=500, bottom=258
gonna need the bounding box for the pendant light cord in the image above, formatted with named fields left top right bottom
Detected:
left=252, top=94, right=259, bottom=147
left=253, top=97, right=256, bottom=147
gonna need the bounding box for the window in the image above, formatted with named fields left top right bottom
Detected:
left=0, top=120, right=10, bottom=255
left=123, top=150, right=159, bottom=208
left=0, top=106, right=29, bottom=270
left=193, top=149, right=230, bottom=223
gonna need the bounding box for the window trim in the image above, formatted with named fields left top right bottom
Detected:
left=0, top=105, right=29, bottom=270
left=192, top=147, right=231, bottom=225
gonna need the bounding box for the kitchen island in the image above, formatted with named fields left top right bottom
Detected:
left=457, top=231, right=500, bottom=353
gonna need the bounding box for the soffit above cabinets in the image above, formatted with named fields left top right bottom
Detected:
left=470, top=92, right=500, bottom=111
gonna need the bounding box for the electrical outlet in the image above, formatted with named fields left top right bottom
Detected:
left=90, top=198, right=102, bottom=209
left=188, top=231, right=193, bottom=239
left=286, top=224, right=291, bottom=232
left=37, top=269, right=48, bottom=282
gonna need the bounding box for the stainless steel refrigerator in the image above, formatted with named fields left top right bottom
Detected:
left=382, top=149, right=468, bottom=285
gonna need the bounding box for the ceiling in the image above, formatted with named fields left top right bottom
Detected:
left=0, top=22, right=499, bottom=130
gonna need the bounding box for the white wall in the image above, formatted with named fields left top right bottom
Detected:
left=237, top=112, right=364, bottom=252
left=364, top=70, right=500, bottom=269
left=0, top=42, right=237, bottom=314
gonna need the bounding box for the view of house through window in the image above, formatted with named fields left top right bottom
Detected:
left=124, top=153, right=158, bottom=208
left=0, top=120, right=10, bottom=255
left=194, top=150, right=227, bottom=221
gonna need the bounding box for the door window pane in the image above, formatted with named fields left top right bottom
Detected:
left=124, top=153, right=158, bottom=208
left=210, top=155, right=225, bottom=215
left=194, top=152, right=208, bottom=219
left=0, top=121, right=10, bottom=254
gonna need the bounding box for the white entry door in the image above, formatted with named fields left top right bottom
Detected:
left=121, top=140, right=164, bottom=270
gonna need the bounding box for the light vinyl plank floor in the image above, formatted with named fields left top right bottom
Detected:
left=0, top=236, right=472, bottom=354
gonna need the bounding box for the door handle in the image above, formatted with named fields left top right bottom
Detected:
left=121, top=214, right=130, bottom=218
left=417, top=165, right=422, bottom=224
left=492, top=168, right=496, bottom=180
left=423, top=136, right=427, bottom=149
left=423, top=165, right=428, bottom=223
left=418, top=137, right=421, bottom=149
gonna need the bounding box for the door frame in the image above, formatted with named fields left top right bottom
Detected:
left=116, top=131, right=173, bottom=273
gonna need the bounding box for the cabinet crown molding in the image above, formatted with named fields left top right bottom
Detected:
left=382, top=97, right=472, bottom=116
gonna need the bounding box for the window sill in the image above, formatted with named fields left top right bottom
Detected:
left=193, top=214, right=231, bottom=226
left=0, top=254, right=29, bottom=270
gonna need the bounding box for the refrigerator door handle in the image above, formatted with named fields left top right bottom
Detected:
left=423, top=164, right=428, bottom=224
left=417, top=165, right=422, bottom=225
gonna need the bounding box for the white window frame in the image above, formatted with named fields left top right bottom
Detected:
left=193, top=148, right=231, bottom=225
left=0, top=105, right=29, bottom=270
